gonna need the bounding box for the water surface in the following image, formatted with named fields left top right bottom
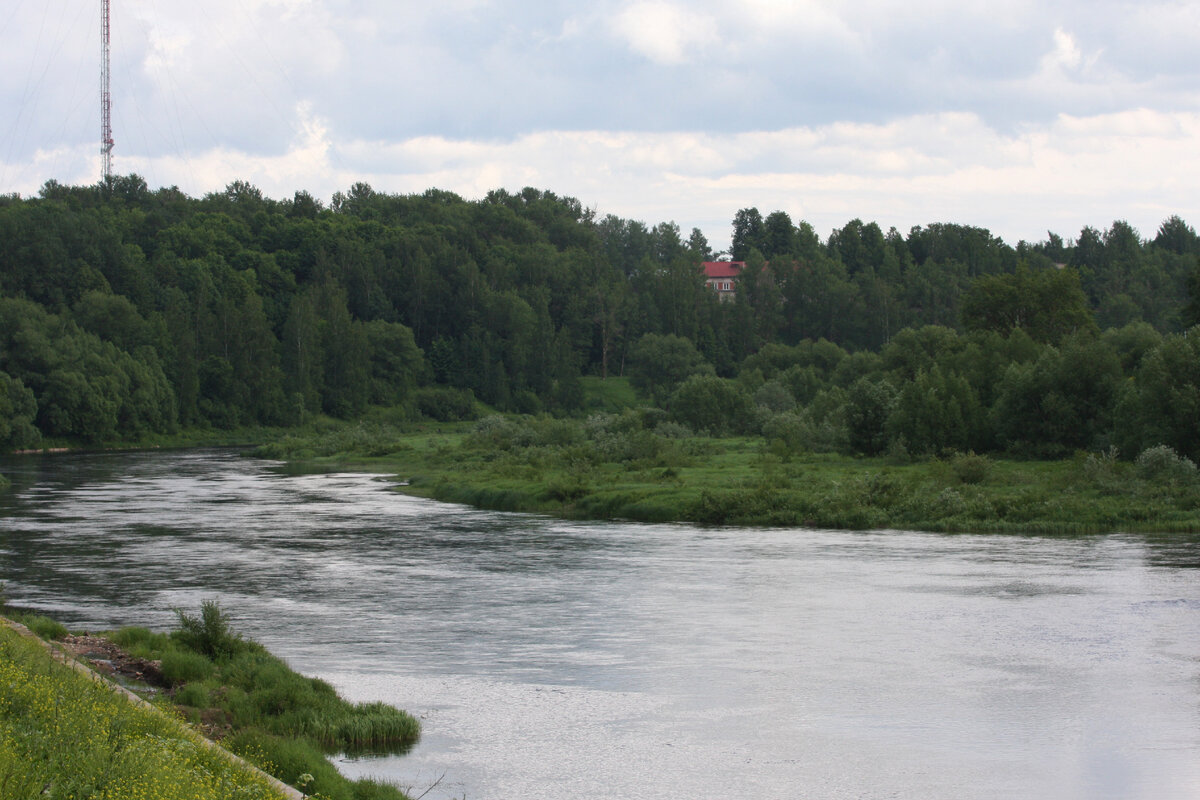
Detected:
left=1, top=449, right=1198, bottom=799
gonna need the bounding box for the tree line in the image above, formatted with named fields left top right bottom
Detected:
left=0, top=175, right=1197, bottom=461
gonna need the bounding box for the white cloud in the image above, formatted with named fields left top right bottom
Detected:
left=733, top=0, right=858, bottom=44
left=1048, top=28, right=1084, bottom=71
left=7, top=104, right=1196, bottom=246
left=611, top=2, right=720, bottom=64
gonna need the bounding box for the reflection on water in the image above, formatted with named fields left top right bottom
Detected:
left=2, top=449, right=1199, bottom=799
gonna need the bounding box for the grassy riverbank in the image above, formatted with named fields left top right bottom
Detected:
left=0, top=618, right=293, bottom=800
left=254, top=414, right=1200, bottom=534
left=1, top=604, right=418, bottom=800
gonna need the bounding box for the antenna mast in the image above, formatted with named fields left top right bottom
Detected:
left=101, top=0, right=114, bottom=180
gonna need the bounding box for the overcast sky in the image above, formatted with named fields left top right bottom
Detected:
left=2, top=0, right=1199, bottom=250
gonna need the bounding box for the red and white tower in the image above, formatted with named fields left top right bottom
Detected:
left=100, top=0, right=114, bottom=180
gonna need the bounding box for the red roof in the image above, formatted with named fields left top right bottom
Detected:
left=702, top=261, right=743, bottom=279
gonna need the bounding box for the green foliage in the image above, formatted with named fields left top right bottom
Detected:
left=154, top=603, right=420, bottom=759
left=412, top=386, right=477, bottom=422
left=13, top=613, right=69, bottom=640
left=991, top=334, right=1122, bottom=456
left=1081, top=447, right=1128, bottom=494
left=0, top=179, right=1197, bottom=460
left=762, top=410, right=845, bottom=456
left=0, top=371, right=39, bottom=451
left=579, top=376, right=638, bottom=413
left=667, top=374, right=751, bottom=436
left=961, top=263, right=1096, bottom=343
left=1135, top=445, right=1198, bottom=486
left=174, top=682, right=211, bottom=708
left=172, top=599, right=249, bottom=660
left=887, top=365, right=983, bottom=455
left=845, top=376, right=897, bottom=456
left=161, top=650, right=216, bottom=685
left=109, top=625, right=173, bottom=654
left=363, top=320, right=423, bottom=406
left=228, top=729, right=409, bottom=800
left=1115, top=329, right=1200, bottom=461
left=949, top=451, right=993, bottom=485
left=627, top=333, right=713, bottom=404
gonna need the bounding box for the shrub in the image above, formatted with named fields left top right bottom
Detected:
left=1083, top=446, right=1127, bottom=493
left=172, top=600, right=249, bottom=660
left=412, top=386, right=477, bottom=422
left=761, top=410, right=845, bottom=455
left=467, top=414, right=520, bottom=449
left=653, top=421, right=693, bottom=439
left=950, top=451, right=993, bottom=485
left=1135, top=445, right=1198, bottom=485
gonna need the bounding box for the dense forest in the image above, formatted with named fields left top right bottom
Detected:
left=0, top=175, right=1198, bottom=462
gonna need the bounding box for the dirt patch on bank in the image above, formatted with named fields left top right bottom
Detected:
left=60, top=634, right=168, bottom=691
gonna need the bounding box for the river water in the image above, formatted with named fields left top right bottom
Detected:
left=1, top=449, right=1199, bottom=799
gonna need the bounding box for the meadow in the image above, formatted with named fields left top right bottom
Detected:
left=253, top=409, right=1200, bottom=535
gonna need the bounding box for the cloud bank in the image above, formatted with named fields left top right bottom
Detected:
left=2, top=1, right=1198, bottom=247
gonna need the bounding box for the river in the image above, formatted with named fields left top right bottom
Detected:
left=1, top=449, right=1198, bottom=799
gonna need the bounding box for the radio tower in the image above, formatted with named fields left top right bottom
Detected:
left=100, top=0, right=114, bottom=180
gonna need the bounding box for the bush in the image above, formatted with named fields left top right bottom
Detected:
left=467, top=414, right=520, bottom=449
left=1135, top=445, right=1198, bottom=485
left=950, top=451, right=993, bottom=485
left=762, top=410, right=845, bottom=455
left=172, top=600, right=249, bottom=660
left=1082, top=446, right=1127, bottom=493
left=412, top=386, right=477, bottom=422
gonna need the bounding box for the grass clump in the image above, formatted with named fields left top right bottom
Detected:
left=229, top=729, right=405, bottom=800
left=11, top=612, right=69, bottom=640
left=161, top=649, right=215, bottom=685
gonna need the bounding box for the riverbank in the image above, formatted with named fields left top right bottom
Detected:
left=6, top=410, right=1200, bottom=534
left=253, top=415, right=1200, bottom=534
left=0, top=605, right=418, bottom=800
left=0, top=616, right=298, bottom=800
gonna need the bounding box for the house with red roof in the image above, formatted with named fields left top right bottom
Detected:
left=702, top=261, right=743, bottom=301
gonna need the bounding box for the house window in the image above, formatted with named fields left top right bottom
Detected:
left=722, top=282, right=731, bottom=291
